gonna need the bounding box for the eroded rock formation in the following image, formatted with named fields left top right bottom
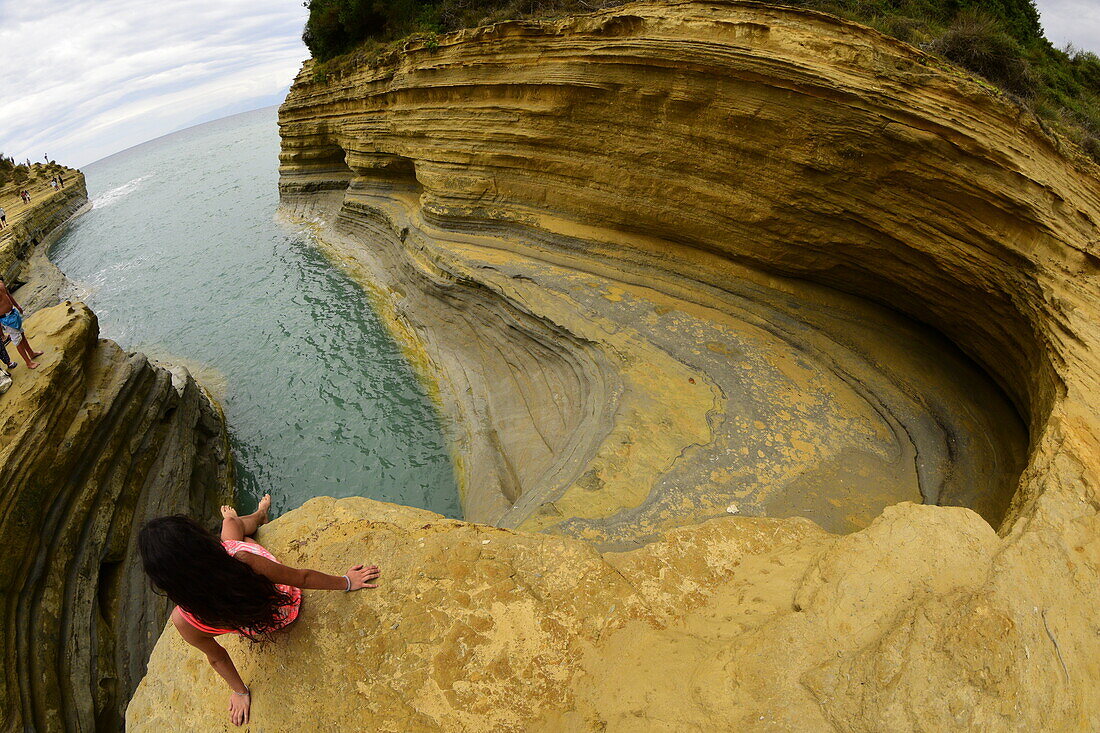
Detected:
left=0, top=303, right=233, bottom=731
left=275, top=0, right=1051, bottom=541
left=0, top=170, right=89, bottom=310
left=132, top=0, right=1100, bottom=729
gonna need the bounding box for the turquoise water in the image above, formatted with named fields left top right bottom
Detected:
left=50, top=106, right=459, bottom=518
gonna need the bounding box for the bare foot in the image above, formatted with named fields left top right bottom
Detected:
left=26, top=361, right=39, bottom=370
left=257, top=493, right=272, bottom=525
left=30, top=351, right=43, bottom=358
left=221, top=505, right=239, bottom=520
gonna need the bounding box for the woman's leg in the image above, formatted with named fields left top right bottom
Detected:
left=220, top=494, right=271, bottom=542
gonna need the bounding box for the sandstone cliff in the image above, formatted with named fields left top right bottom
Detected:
left=276, top=0, right=1052, bottom=542
left=0, top=303, right=233, bottom=731
left=133, top=0, right=1100, bottom=728
left=129, top=494, right=1086, bottom=731
left=0, top=170, right=89, bottom=310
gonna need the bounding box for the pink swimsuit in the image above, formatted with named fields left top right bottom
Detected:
left=177, top=540, right=302, bottom=635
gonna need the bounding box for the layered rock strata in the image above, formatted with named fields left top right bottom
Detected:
left=277, top=0, right=1042, bottom=542
left=133, top=0, right=1100, bottom=729
left=0, top=303, right=233, bottom=731
left=0, top=170, right=90, bottom=310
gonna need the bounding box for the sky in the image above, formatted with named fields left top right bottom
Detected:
left=1036, top=0, right=1100, bottom=54
left=0, top=0, right=309, bottom=167
left=0, top=0, right=1097, bottom=168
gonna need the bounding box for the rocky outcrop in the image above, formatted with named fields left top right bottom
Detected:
left=126, top=494, right=1080, bottom=731
left=0, top=303, right=233, bottom=731
left=132, top=0, right=1100, bottom=729
left=0, top=170, right=89, bottom=310
left=276, top=0, right=1052, bottom=542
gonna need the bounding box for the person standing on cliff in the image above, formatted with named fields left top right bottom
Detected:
left=0, top=279, right=43, bottom=369
left=138, top=495, right=382, bottom=727
left=0, top=205, right=6, bottom=229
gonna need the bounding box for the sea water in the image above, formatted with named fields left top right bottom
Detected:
left=50, top=106, right=460, bottom=518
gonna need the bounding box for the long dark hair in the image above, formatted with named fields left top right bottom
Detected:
left=138, top=515, right=294, bottom=640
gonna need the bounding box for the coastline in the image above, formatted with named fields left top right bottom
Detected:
left=0, top=169, right=237, bottom=729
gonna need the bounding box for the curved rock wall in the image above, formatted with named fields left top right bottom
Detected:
left=0, top=303, right=233, bottom=731
left=276, top=0, right=1057, bottom=541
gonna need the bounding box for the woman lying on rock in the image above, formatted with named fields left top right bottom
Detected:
left=138, top=494, right=380, bottom=726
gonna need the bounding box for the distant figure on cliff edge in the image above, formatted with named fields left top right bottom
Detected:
left=0, top=206, right=6, bottom=229
left=138, top=495, right=381, bottom=726
left=0, top=279, right=43, bottom=369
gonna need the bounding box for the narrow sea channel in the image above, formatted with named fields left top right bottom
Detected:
left=50, top=106, right=460, bottom=518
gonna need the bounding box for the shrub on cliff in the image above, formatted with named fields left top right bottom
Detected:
left=303, top=0, right=438, bottom=59
left=930, top=10, right=1036, bottom=96
left=766, top=0, right=1100, bottom=162
left=303, top=0, right=619, bottom=59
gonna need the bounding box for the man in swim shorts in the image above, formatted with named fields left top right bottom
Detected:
left=0, top=279, right=43, bottom=369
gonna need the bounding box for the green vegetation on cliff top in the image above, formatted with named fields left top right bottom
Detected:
left=302, top=0, right=1100, bottom=162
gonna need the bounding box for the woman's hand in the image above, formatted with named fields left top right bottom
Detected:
left=228, top=690, right=250, bottom=726
left=346, top=564, right=381, bottom=590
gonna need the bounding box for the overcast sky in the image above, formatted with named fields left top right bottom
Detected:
left=0, top=0, right=1096, bottom=168
left=0, top=0, right=309, bottom=167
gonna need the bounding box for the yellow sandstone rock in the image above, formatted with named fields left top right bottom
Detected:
left=0, top=303, right=233, bottom=730
left=131, top=0, right=1100, bottom=729
left=275, top=0, right=1050, bottom=542
left=128, top=495, right=1058, bottom=731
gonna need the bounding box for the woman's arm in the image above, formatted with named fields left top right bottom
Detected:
left=235, top=552, right=380, bottom=591
left=170, top=609, right=251, bottom=726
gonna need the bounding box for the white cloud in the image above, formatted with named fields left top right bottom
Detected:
left=1035, top=0, right=1100, bottom=54
left=0, top=0, right=308, bottom=166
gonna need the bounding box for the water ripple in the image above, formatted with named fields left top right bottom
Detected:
left=51, top=108, right=459, bottom=519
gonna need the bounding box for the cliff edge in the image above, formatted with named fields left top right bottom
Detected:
left=0, top=302, right=233, bottom=731
left=130, top=494, right=1076, bottom=730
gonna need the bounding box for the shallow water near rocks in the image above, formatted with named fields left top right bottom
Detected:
left=50, top=106, right=459, bottom=519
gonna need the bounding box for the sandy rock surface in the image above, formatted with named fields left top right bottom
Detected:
left=129, top=495, right=1070, bottom=731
